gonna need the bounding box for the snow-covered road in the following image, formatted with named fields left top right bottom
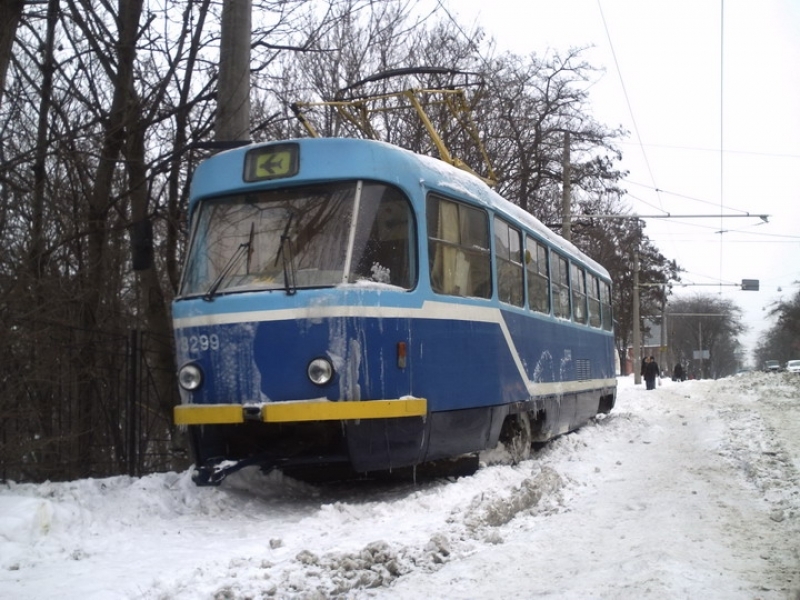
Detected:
left=1, top=373, right=798, bottom=599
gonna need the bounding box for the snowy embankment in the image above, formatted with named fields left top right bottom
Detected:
left=0, top=373, right=798, bottom=599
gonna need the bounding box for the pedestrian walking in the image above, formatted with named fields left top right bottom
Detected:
left=644, top=356, right=660, bottom=390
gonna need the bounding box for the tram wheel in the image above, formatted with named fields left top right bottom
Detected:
left=500, top=412, right=532, bottom=464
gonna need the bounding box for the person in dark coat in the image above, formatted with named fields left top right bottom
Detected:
left=673, top=363, right=684, bottom=382
left=644, top=356, right=660, bottom=390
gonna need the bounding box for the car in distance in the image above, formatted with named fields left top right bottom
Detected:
left=786, top=360, right=800, bottom=374
left=764, top=360, right=781, bottom=372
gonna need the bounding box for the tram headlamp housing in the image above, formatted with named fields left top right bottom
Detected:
left=178, top=363, right=203, bottom=391
left=307, top=357, right=334, bottom=386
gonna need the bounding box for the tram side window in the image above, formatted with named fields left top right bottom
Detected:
left=552, top=253, right=571, bottom=319
left=600, top=280, right=613, bottom=331
left=494, top=218, right=523, bottom=306
left=427, top=195, right=491, bottom=299
left=525, top=238, right=550, bottom=314
left=587, top=274, right=602, bottom=328
left=571, top=264, right=587, bottom=324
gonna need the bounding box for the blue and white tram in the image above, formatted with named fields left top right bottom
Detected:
left=172, top=137, right=617, bottom=484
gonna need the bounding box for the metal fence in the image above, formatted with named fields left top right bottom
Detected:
left=0, top=320, right=184, bottom=483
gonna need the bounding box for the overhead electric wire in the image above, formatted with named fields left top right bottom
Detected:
left=623, top=180, right=766, bottom=215
left=596, top=0, right=664, bottom=212
left=616, top=141, right=800, bottom=160
left=434, top=0, right=492, bottom=68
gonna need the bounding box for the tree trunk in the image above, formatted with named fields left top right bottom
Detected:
left=77, top=0, right=144, bottom=477
left=127, top=115, right=181, bottom=467
left=0, top=0, right=24, bottom=109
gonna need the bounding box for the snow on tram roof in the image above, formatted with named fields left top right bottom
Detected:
left=405, top=145, right=610, bottom=279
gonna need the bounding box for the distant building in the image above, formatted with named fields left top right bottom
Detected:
left=624, top=318, right=664, bottom=375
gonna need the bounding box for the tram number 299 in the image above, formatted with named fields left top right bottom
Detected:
left=179, top=333, right=221, bottom=354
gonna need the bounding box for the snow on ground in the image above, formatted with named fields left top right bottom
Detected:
left=0, top=373, right=798, bottom=599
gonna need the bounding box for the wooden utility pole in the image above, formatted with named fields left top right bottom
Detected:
left=215, top=0, right=251, bottom=142
left=561, top=132, right=571, bottom=241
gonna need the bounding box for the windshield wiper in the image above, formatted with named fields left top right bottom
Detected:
left=274, top=213, right=297, bottom=296
left=245, top=221, right=255, bottom=274
left=204, top=225, right=253, bottom=301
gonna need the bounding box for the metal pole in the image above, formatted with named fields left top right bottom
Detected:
left=632, top=241, right=641, bottom=384
left=659, top=297, right=666, bottom=377
left=127, top=329, right=139, bottom=477
left=698, top=321, right=703, bottom=379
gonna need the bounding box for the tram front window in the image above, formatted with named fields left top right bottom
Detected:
left=178, top=181, right=416, bottom=298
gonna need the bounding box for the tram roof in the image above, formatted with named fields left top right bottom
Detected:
left=190, top=137, right=610, bottom=279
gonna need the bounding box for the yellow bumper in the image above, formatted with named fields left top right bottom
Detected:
left=174, top=398, right=427, bottom=425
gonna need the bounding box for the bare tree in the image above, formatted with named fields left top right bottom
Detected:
left=754, top=288, right=800, bottom=367
left=668, top=294, right=745, bottom=378
left=475, top=49, right=625, bottom=221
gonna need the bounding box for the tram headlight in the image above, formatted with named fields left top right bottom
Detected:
left=307, top=357, right=334, bottom=386
left=178, top=363, right=203, bottom=391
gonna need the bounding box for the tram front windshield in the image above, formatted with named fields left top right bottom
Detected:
left=178, top=181, right=416, bottom=298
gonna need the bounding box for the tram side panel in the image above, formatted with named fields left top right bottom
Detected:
left=501, top=309, right=616, bottom=441
left=406, top=308, right=526, bottom=464
left=174, top=300, right=615, bottom=473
